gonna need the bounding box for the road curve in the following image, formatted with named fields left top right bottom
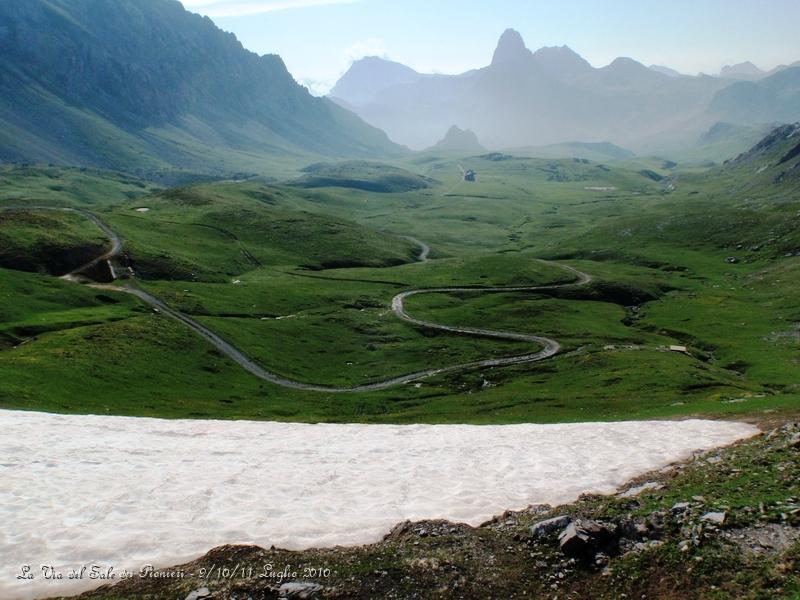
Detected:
left=2, top=206, right=592, bottom=393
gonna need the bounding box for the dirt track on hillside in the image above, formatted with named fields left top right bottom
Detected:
left=4, top=206, right=592, bottom=392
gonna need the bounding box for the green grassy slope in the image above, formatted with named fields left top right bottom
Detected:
left=0, top=165, right=160, bottom=207
left=100, top=181, right=420, bottom=281
left=0, top=210, right=108, bottom=274
left=0, top=125, right=797, bottom=423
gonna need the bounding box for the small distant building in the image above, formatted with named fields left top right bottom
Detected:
left=463, top=169, right=477, bottom=182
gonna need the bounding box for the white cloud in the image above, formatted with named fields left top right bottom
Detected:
left=299, top=77, right=336, bottom=97
left=182, top=0, right=361, bottom=18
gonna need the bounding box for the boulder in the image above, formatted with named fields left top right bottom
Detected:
left=530, top=515, right=572, bottom=538
left=700, top=511, right=727, bottom=525
left=558, top=520, right=618, bottom=559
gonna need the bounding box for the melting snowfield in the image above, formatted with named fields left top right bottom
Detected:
left=0, top=410, right=757, bottom=599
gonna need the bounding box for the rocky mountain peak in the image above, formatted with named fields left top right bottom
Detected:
left=492, top=28, right=531, bottom=65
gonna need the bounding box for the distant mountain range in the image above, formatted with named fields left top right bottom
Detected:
left=0, top=0, right=403, bottom=178
left=719, top=60, right=800, bottom=81
left=329, top=29, right=800, bottom=154
left=1, top=5, right=797, bottom=174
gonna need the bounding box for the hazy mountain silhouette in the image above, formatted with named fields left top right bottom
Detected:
left=709, top=67, right=800, bottom=124
left=720, top=62, right=766, bottom=80
left=329, top=57, right=423, bottom=105
left=491, top=29, right=531, bottom=65
left=649, top=65, right=685, bottom=78
left=0, top=0, right=404, bottom=176
left=426, top=126, right=486, bottom=153
left=330, top=28, right=797, bottom=154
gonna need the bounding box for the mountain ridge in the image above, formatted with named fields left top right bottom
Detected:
left=0, top=0, right=405, bottom=177
left=329, top=29, right=800, bottom=154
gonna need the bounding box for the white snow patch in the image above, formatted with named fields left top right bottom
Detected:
left=0, top=410, right=757, bottom=599
left=134, top=207, right=150, bottom=213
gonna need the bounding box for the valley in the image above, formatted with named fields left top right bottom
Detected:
left=1, top=130, right=798, bottom=425
left=2, top=129, right=798, bottom=600
left=0, top=2, right=798, bottom=598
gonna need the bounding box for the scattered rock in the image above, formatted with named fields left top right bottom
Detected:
left=620, top=520, right=649, bottom=540
left=701, top=512, right=727, bottom=525
left=278, top=581, right=324, bottom=598
left=530, top=515, right=572, bottom=538
left=559, top=520, right=618, bottom=559
left=727, top=523, right=800, bottom=555
left=725, top=257, right=739, bottom=264
left=671, top=502, right=691, bottom=513
left=384, top=520, right=412, bottom=540
left=619, top=481, right=663, bottom=498
left=185, top=588, right=211, bottom=600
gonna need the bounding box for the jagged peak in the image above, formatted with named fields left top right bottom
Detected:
left=492, top=28, right=531, bottom=65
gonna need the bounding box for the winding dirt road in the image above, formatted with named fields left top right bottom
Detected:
left=2, top=206, right=592, bottom=392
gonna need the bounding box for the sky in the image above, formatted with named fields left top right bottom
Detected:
left=182, top=0, right=800, bottom=95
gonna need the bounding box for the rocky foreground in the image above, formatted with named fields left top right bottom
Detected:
left=57, top=421, right=799, bottom=600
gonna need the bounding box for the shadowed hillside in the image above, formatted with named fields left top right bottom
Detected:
left=0, top=0, right=404, bottom=179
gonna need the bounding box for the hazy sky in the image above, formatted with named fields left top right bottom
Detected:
left=183, top=0, right=800, bottom=95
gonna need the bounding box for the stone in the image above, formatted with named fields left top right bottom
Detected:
left=701, top=512, right=727, bottom=525
left=558, top=520, right=618, bottom=559
left=278, top=582, right=325, bottom=598
left=619, top=481, right=663, bottom=498
left=185, top=588, right=211, bottom=600
left=530, top=515, right=572, bottom=538
left=559, top=523, right=594, bottom=558
left=671, top=502, right=691, bottom=513
left=620, top=520, right=649, bottom=540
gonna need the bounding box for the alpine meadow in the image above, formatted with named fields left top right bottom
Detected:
left=0, top=1, right=799, bottom=599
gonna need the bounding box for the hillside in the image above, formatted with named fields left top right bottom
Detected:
left=0, top=0, right=404, bottom=179
left=556, top=124, right=800, bottom=264
left=514, top=141, right=636, bottom=161
left=1, top=126, right=798, bottom=422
